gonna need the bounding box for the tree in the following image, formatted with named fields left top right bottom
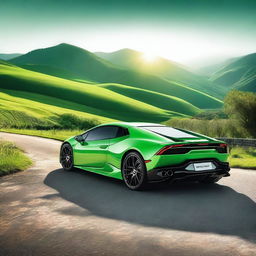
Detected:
left=224, top=90, right=256, bottom=138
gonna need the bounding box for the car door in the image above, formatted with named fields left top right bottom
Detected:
left=106, top=127, right=130, bottom=168
left=73, top=126, right=120, bottom=168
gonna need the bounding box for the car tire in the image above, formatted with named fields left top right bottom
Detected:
left=200, top=176, right=222, bottom=184
left=121, top=152, right=148, bottom=191
left=60, top=143, right=74, bottom=171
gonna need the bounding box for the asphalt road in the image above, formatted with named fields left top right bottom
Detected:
left=0, top=132, right=256, bottom=256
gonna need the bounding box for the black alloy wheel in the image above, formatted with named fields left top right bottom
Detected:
left=60, top=143, right=74, bottom=171
left=122, top=152, right=147, bottom=190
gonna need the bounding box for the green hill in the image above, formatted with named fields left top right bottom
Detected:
left=18, top=64, right=85, bottom=81
left=0, top=61, right=187, bottom=124
left=210, top=53, right=256, bottom=92
left=232, top=67, right=256, bottom=91
left=0, top=59, right=15, bottom=66
left=197, top=57, right=240, bottom=76
left=0, top=89, right=113, bottom=129
left=0, top=53, right=22, bottom=60
left=95, top=48, right=225, bottom=97
left=10, top=43, right=223, bottom=109
left=98, top=83, right=199, bottom=116
left=95, top=48, right=188, bottom=79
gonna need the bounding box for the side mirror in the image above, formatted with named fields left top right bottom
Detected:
left=75, top=135, right=84, bottom=143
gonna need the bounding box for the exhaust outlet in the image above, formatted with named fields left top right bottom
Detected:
left=158, top=170, right=173, bottom=177
left=167, top=170, right=173, bottom=177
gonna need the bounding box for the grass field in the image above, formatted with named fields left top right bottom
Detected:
left=229, top=147, right=256, bottom=169
left=0, top=140, right=32, bottom=175
left=0, top=63, right=193, bottom=123
left=0, top=89, right=113, bottom=129
left=98, top=83, right=199, bottom=115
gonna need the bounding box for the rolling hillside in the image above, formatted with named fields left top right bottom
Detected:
left=0, top=89, right=112, bottom=129
left=210, top=53, right=256, bottom=92
left=0, top=61, right=190, bottom=126
left=95, top=48, right=225, bottom=97
left=10, top=43, right=223, bottom=109
left=0, top=59, right=15, bottom=66
left=95, top=48, right=190, bottom=80
left=196, top=57, right=240, bottom=76
left=97, top=83, right=199, bottom=116
left=0, top=53, right=22, bottom=60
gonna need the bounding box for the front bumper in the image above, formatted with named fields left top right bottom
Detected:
left=147, top=158, right=230, bottom=183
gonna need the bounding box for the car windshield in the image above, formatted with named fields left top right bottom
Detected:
left=142, top=126, right=197, bottom=138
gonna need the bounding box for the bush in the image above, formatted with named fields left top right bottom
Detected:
left=164, top=90, right=256, bottom=139
left=165, top=118, right=247, bottom=138
left=55, top=114, right=100, bottom=130
left=0, top=110, right=55, bottom=129
left=193, top=110, right=228, bottom=120
left=225, top=90, right=256, bottom=137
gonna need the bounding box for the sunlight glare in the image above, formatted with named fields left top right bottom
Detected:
left=142, top=52, right=158, bottom=62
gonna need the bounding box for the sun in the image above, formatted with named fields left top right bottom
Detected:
left=142, top=52, right=158, bottom=63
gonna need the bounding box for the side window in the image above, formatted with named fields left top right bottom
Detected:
left=116, top=127, right=129, bottom=137
left=85, top=126, right=129, bottom=141
left=86, top=126, right=118, bottom=141
left=82, top=132, right=88, bottom=140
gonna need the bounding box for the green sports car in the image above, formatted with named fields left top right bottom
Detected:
left=60, top=122, right=230, bottom=190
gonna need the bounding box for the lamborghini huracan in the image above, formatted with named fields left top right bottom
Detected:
left=60, top=122, right=230, bottom=190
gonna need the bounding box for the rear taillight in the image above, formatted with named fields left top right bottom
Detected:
left=155, top=143, right=229, bottom=155
left=155, top=144, right=185, bottom=155
left=219, top=143, right=228, bottom=153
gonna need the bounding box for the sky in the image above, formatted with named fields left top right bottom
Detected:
left=0, top=0, right=256, bottom=66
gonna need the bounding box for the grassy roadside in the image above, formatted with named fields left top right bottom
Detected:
left=229, top=147, right=256, bottom=169
left=1, top=129, right=255, bottom=170
left=0, top=140, right=32, bottom=176
left=0, top=128, right=83, bottom=141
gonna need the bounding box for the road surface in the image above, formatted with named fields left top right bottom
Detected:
left=0, top=132, right=255, bottom=256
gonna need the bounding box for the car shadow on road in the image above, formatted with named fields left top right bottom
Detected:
left=44, top=168, right=256, bottom=242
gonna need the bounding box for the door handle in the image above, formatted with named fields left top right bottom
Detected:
left=99, top=145, right=108, bottom=149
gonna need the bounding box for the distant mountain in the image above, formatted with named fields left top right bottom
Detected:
left=196, top=57, right=240, bottom=76
left=210, top=53, right=256, bottom=92
left=10, top=43, right=222, bottom=109
left=0, top=53, right=22, bottom=60
left=95, top=48, right=225, bottom=97
left=95, top=48, right=188, bottom=78
left=11, top=43, right=114, bottom=81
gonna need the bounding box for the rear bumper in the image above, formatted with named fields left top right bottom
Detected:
left=147, top=158, right=230, bottom=182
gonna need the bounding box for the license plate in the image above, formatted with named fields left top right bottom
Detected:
left=194, top=162, right=214, bottom=171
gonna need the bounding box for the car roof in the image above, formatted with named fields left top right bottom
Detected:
left=101, top=122, right=165, bottom=128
